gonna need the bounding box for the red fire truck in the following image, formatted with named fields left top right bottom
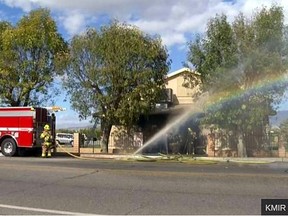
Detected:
left=0, top=107, right=56, bottom=156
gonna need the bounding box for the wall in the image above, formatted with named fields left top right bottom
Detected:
left=166, top=72, right=201, bottom=105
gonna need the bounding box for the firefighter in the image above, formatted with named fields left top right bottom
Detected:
left=40, top=124, right=53, bottom=158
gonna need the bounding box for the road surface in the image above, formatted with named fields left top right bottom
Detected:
left=0, top=156, right=287, bottom=215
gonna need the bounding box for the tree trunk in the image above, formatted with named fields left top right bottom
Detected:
left=100, top=124, right=112, bottom=153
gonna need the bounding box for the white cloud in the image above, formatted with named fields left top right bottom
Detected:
left=0, top=0, right=34, bottom=12
left=59, top=11, right=86, bottom=36
left=1, top=0, right=287, bottom=48
left=162, top=33, right=186, bottom=47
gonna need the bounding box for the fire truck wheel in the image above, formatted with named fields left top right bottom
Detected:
left=1, top=138, right=17, bottom=157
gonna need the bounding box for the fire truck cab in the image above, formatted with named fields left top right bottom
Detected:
left=0, top=107, right=56, bottom=157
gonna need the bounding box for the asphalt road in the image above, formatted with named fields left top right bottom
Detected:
left=0, top=156, right=287, bottom=215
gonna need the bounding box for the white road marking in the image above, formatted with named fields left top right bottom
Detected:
left=0, top=204, right=102, bottom=215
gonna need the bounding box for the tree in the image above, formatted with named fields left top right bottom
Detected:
left=188, top=5, right=288, bottom=156
left=0, top=8, right=67, bottom=106
left=62, top=21, right=170, bottom=153
left=280, top=119, right=288, bottom=150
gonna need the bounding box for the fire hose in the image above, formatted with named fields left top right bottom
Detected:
left=55, top=143, right=91, bottom=160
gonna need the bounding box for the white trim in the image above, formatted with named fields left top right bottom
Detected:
left=0, top=204, right=96, bottom=215
left=0, top=111, right=35, bottom=117
left=0, top=106, right=34, bottom=109
left=0, top=127, right=33, bottom=132
left=167, top=67, right=200, bottom=78
left=0, top=107, right=34, bottom=110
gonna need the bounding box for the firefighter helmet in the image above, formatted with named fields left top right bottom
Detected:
left=44, top=124, right=50, bottom=130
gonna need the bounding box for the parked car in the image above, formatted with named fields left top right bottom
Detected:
left=56, top=133, right=74, bottom=146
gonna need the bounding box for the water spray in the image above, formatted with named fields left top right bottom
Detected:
left=133, top=92, right=210, bottom=155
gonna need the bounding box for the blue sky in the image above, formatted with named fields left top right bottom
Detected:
left=1, top=0, right=288, bottom=128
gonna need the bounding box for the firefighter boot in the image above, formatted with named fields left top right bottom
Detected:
left=47, top=150, right=51, bottom=158
left=41, top=146, right=47, bottom=158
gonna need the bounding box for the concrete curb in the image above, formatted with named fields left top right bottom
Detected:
left=196, top=156, right=288, bottom=163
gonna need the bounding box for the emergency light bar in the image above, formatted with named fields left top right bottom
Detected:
left=45, top=106, right=66, bottom=112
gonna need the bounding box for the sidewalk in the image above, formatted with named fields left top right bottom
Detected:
left=1, top=151, right=287, bottom=163
left=79, top=153, right=288, bottom=163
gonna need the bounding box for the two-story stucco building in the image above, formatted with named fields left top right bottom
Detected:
left=102, top=67, right=288, bottom=157
left=108, top=67, right=204, bottom=154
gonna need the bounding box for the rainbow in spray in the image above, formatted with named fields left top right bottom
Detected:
left=134, top=71, right=288, bottom=155
left=205, top=72, right=288, bottom=110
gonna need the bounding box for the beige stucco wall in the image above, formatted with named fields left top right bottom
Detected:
left=166, top=72, right=201, bottom=105
left=108, top=125, right=143, bottom=151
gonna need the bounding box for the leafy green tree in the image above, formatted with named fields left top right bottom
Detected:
left=280, top=119, right=288, bottom=149
left=188, top=14, right=238, bottom=89
left=62, top=21, right=170, bottom=152
left=188, top=5, right=288, bottom=156
left=0, top=21, right=12, bottom=48
left=0, top=8, right=67, bottom=106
